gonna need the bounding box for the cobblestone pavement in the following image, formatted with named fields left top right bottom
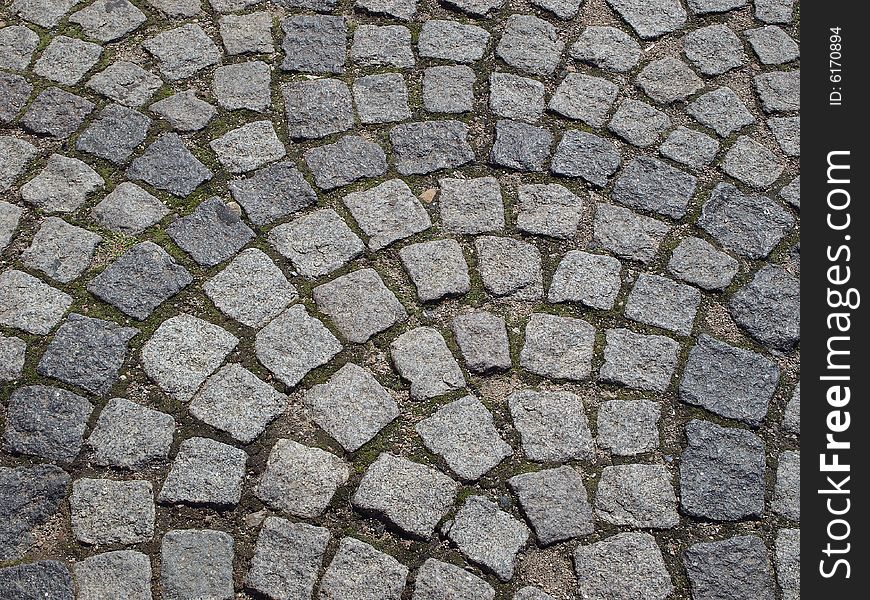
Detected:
left=0, top=0, right=799, bottom=598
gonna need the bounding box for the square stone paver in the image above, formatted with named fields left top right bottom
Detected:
left=149, top=90, right=216, bottom=131
left=594, top=464, right=679, bottom=528
left=319, top=537, right=408, bottom=600
left=141, top=314, right=238, bottom=401
left=76, top=103, right=151, bottom=165
left=143, top=24, right=221, bottom=80
left=70, top=478, right=155, bottom=544
left=86, top=61, right=163, bottom=108
left=3, top=385, right=93, bottom=463
left=210, top=120, right=285, bottom=174
left=269, top=209, right=364, bottom=279
left=91, top=182, right=169, bottom=235
left=596, top=399, right=661, bottom=456
left=489, top=72, right=545, bottom=122
left=452, top=311, right=512, bottom=373
left=667, top=236, right=738, bottom=290
left=508, top=466, right=593, bottom=545
left=21, top=153, right=104, bottom=213
left=551, top=131, right=620, bottom=186
left=516, top=183, right=583, bottom=239
left=22, top=217, right=102, bottom=283
left=255, top=304, right=343, bottom=388
left=684, top=535, right=775, bottom=600
left=256, top=439, right=349, bottom=518
left=352, top=452, right=458, bottom=539
left=508, top=389, right=594, bottom=462
left=624, top=273, right=701, bottom=336
left=423, top=65, right=475, bottom=113
left=659, top=126, right=720, bottom=169
left=729, top=265, right=800, bottom=350
left=281, top=14, right=346, bottom=74
left=204, top=248, right=297, bottom=329
left=416, top=395, right=511, bottom=480
left=476, top=236, right=543, bottom=301
left=283, top=78, right=354, bottom=139
left=161, top=529, right=234, bottom=600
left=228, top=161, right=316, bottom=226
left=608, top=99, right=671, bottom=148
left=34, top=36, right=102, bottom=85
left=305, top=363, right=399, bottom=452
left=0, top=561, right=74, bottom=599
left=87, top=398, right=176, bottom=469
left=127, top=133, right=212, bottom=197
left=549, top=73, right=618, bottom=127
left=391, top=120, right=474, bottom=175
left=0, top=334, right=26, bottom=381
left=313, top=268, right=407, bottom=343
left=570, top=25, right=641, bottom=72
left=0, top=463, right=70, bottom=561
left=418, top=20, right=490, bottom=63
left=0, top=136, right=37, bottom=192
left=190, top=364, right=287, bottom=444
left=220, top=11, right=274, bottom=55
left=303, top=135, right=387, bottom=189
left=414, top=559, right=495, bottom=599
left=593, top=203, right=670, bottom=264
left=496, top=14, right=563, bottom=75
left=599, top=328, right=679, bottom=392
left=353, top=73, right=411, bottom=124
left=0, top=269, right=73, bottom=335
left=213, top=62, right=272, bottom=112
left=159, top=437, right=248, bottom=507
left=351, top=24, right=414, bottom=67
left=548, top=250, right=622, bottom=309
left=37, top=313, right=137, bottom=396
left=343, top=178, right=432, bottom=250
left=167, top=197, right=254, bottom=267
left=439, top=176, right=504, bottom=234
left=490, top=119, right=553, bottom=172
left=390, top=327, right=466, bottom=400
left=613, top=157, right=697, bottom=219
left=400, top=239, right=470, bottom=302
left=574, top=532, right=674, bottom=600
left=74, top=551, right=152, bottom=600
left=773, top=450, right=799, bottom=521
left=520, top=313, right=596, bottom=381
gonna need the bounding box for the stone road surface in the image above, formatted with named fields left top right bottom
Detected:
left=0, top=0, right=799, bottom=598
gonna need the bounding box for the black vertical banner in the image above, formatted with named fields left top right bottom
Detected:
left=803, top=1, right=868, bottom=597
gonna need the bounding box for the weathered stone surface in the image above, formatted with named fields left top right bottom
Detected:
left=681, top=335, right=779, bottom=425
left=551, top=131, right=621, bottom=186
left=21, top=87, right=94, bottom=139
left=419, top=20, right=490, bottom=63
left=127, top=133, right=212, bottom=197
left=255, top=304, right=342, bottom=387
left=593, top=203, right=670, bottom=264
left=353, top=73, right=411, bottom=124
left=608, top=99, right=671, bottom=148
left=729, top=265, right=800, bottom=350
left=0, top=269, right=73, bottom=335
left=150, top=90, right=216, bottom=131
left=606, top=0, right=686, bottom=38
left=87, top=61, right=163, bottom=108
left=76, top=104, right=151, bottom=165
left=87, top=242, right=191, bottom=320
left=304, top=135, right=387, bottom=189
left=306, top=363, right=398, bottom=452
left=613, top=157, right=697, bottom=219
left=683, top=24, right=746, bottom=75
left=444, top=496, right=529, bottom=581
left=452, top=311, right=512, bottom=373
left=475, top=236, right=543, bottom=301
left=22, top=218, right=102, bottom=284
left=142, top=314, right=238, bottom=401
left=746, top=26, right=799, bottom=66
left=320, top=537, right=408, bottom=600
left=344, top=179, right=431, bottom=250
left=417, top=396, right=511, bottom=480
left=490, top=119, right=553, bottom=172
left=496, top=15, right=563, bottom=75
left=780, top=175, right=800, bottom=208
left=0, top=73, right=32, bottom=123
left=74, top=551, right=152, bottom=600
left=212, top=61, right=272, bottom=112
left=246, top=518, right=330, bottom=600
left=667, top=237, right=737, bottom=290
left=783, top=384, right=800, bottom=435
left=356, top=0, right=416, bottom=20
left=161, top=529, right=234, bottom=600
left=70, top=0, right=146, bottom=42
left=0, top=335, right=26, bottom=381
left=413, top=559, right=495, bottom=600
left=0, top=464, right=70, bottom=561
left=723, top=136, right=784, bottom=188
left=159, top=437, right=247, bottom=507
left=34, top=36, right=103, bottom=86
left=210, top=120, right=285, bottom=174
left=439, top=176, right=504, bottom=234
left=755, top=0, right=795, bottom=24
left=143, top=24, right=221, bottom=80
left=508, top=389, right=594, bottom=461
left=11, top=0, right=79, bottom=28
left=754, top=70, right=800, bottom=113
left=600, top=328, right=679, bottom=392
left=625, top=273, right=701, bottom=335
left=400, top=239, right=469, bottom=302
left=776, top=529, right=800, bottom=600
left=549, top=250, right=622, bottom=309
left=684, top=536, right=775, bottom=600
left=489, top=72, right=545, bottom=122
left=21, top=154, right=103, bottom=213
left=283, top=79, right=355, bottom=139
left=314, top=268, right=407, bottom=343
left=87, top=398, right=175, bottom=469
left=680, top=419, right=766, bottom=520
left=0, top=25, right=39, bottom=71
left=520, top=313, right=595, bottom=381
left=773, top=450, right=800, bottom=520
left=423, top=65, right=475, bottom=114
left=269, top=209, right=363, bottom=279
left=351, top=24, right=414, bottom=67
left=0, top=561, right=74, bottom=600
left=256, top=439, right=349, bottom=518
left=220, top=11, right=273, bottom=55
left=574, top=533, right=673, bottom=600
left=229, top=162, right=316, bottom=226
left=698, top=183, right=794, bottom=259
left=0, top=136, right=37, bottom=192
left=70, top=478, right=155, bottom=545
left=443, top=0, right=505, bottom=15
left=204, top=249, right=296, bottom=329
left=353, top=452, right=458, bottom=538
left=190, top=364, right=287, bottom=444
left=37, top=314, right=136, bottom=396
left=281, top=14, right=346, bottom=74
left=508, top=466, right=593, bottom=545
left=570, top=26, right=641, bottom=72
left=549, top=73, right=618, bottom=127
left=688, top=86, right=755, bottom=137
left=4, top=385, right=93, bottom=463
left=391, top=120, right=474, bottom=175
left=390, top=326, right=465, bottom=399
left=597, top=399, right=661, bottom=455
left=167, top=197, right=254, bottom=267
left=516, top=183, right=582, bottom=239
left=594, top=464, right=678, bottom=528
left=636, top=57, right=703, bottom=104
left=768, top=116, right=800, bottom=157
left=659, top=126, right=720, bottom=168
left=147, top=0, right=202, bottom=16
